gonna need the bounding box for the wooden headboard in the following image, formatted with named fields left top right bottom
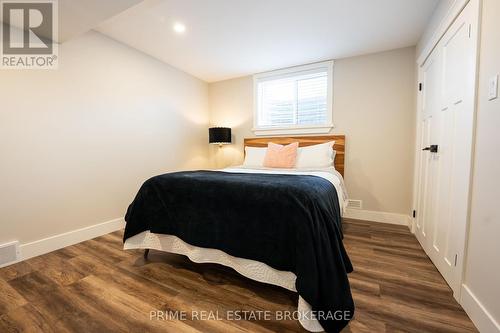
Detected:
left=244, top=135, right=345, bottom=177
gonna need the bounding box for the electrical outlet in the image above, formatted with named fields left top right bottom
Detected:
left=488, top=75, right=498, bottom=101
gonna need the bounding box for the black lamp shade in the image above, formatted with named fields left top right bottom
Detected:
left=209, top=127, right=231, bottom=144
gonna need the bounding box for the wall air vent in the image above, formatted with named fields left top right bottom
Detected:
left=347, top=199, right=363, bottom=210
left=0, top=241, right=20, bottom=268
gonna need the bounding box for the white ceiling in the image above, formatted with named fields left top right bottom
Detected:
left=58, top=0, right=142, bottom=42
left=0, top=0, right=142, bottom=43
left=96, top=0, right=439, bottom=82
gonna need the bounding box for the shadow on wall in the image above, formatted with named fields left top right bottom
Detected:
left=345, top=157, right=380, bottom=211
left=152, top=108, right=208, bottom=173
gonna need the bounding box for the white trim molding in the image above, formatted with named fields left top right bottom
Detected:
left=461, top=284, right=500, bottom=333
left=253, top=60, right=334, bottom=136
left=344, top=209, right=412, bottom=228
left=252, top=124, right=334, bottom=136
left=417, top=0, right=470, bottom=65
left=18, top=217, right=125, bottom=262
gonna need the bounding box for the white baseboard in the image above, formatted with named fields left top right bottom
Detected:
left=461, top=284, right=500, bottom=333
left=19, top=217, right=125, bottom=261
left=344, top=209, right=411, bottom=227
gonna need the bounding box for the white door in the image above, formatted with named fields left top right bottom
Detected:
left=415, top=46, right=442, bottom=249
left=415, top=0, right=479, bottom=298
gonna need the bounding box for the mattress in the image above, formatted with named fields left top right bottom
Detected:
left=123, top=166, right=350, bottom=332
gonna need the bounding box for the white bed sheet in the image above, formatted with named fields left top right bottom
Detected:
left=124, top=166, right=349, bottom=332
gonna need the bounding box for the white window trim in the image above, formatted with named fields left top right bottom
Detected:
left=252, top=60, right=334, bottom=136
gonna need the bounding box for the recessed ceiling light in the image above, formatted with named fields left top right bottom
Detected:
left=173, top=22, right=186, bottom=34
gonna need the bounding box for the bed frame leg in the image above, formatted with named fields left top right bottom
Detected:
left=144, top=249, right=150, bottom=259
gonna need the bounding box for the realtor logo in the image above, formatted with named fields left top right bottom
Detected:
left=1, top=0, right=58, bottom=69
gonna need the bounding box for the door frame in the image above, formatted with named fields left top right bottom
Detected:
left=411, top=0, right=481, bottom=301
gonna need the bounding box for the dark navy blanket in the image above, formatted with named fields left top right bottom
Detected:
left=124, top=171, right=354, bottom=332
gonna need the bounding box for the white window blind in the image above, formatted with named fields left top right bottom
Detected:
left=253, top=61, right=333, bottom=135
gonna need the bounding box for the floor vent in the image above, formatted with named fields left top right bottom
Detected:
left=347, top=199, right=363, bottom=210
left=0, top=241, right=20, bottom=268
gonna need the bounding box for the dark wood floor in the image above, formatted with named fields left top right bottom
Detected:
left=0, top=219, right=477, bottom=333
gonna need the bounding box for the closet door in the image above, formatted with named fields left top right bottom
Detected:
left=415, top=48, right=442, bottom=253
left=415, top=0, right=478, bottom=297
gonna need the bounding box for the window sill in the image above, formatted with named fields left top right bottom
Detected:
left=252, top=124, right=334, bottom=136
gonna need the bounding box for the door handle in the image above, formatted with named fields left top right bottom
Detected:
left=422, top=145, right=439, bottom=153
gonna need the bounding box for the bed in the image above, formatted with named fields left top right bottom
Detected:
left=123, top=135, right=354, bottom=333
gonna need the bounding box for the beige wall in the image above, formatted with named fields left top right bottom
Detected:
left=0, top=31, right=210, bottom=245
left=209, top=47, right=416, bottom=215
left=462, top=0, right=500, bottom=329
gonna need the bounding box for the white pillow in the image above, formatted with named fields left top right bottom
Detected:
left=295, top=141, right=335, bottom=168
left=243, top=146, right=267, bottom=167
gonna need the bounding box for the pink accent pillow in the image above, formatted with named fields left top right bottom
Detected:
left=263, top=142, right=299, bottom=168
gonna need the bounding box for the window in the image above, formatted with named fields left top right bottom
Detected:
left=253, top=61, right=333, bottom=135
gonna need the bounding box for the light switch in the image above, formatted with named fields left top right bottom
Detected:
left=489, top=75, right=498, bottom=101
